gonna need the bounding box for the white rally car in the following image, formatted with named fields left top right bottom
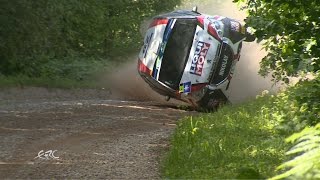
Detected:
left=138, top=8, right=255, bottom=110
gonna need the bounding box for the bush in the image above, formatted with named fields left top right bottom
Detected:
left=234, top=0, right=320, bottom=81
left=268, top=74, right=320, bottom=134
left=269, top=74, right=320, bottom=179
left=0, top=0, right=181, bottom=78
left=271, top=124, right=320, bottom=179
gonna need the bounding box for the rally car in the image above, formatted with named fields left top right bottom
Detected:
left=137, top=7, right=255, bottom=110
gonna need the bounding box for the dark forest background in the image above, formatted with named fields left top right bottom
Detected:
left=0, top=0, right=180, bottom=82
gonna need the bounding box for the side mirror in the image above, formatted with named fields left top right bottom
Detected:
left=244, top=33, right=256, bottom=42
left=244, top=27, right=256, bottom=42
left=192, top=6, right=198, bottom=12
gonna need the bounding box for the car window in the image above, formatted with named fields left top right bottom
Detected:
left=159, top=18, right=197, bottom=90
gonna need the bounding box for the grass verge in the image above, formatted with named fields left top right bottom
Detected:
left=162, top=95, right=289, bottom=179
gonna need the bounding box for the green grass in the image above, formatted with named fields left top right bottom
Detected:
left=162, top=95, right=289, bottom=179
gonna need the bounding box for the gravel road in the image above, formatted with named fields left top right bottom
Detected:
left=0, top=87, right=196, bottom=179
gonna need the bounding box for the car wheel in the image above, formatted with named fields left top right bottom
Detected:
left=197, top=89, right=230, bottom=112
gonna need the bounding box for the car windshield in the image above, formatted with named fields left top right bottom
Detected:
left=158, top=18, right=197, bottom=90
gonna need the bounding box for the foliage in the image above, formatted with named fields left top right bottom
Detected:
left=267, top=74, right=320, bottom=133
left=271, top=124, right=320, bottom=180
left=268, top=75, right=320, bottom=179
left=162, top=96, right=288, bottom=179
left=233, top=0, right=320, bottom=81
left=0, top=56, right=114, bottom=88
left=228, top=1, right=320, bottom=178
left=0, top=74, right=99, bottom=89
left=0, top=0, right=181, bottom=78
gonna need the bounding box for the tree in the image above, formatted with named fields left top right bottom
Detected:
left=234, top=0, right=320, bottom=82
left=0, top=0, right=181, bottom=77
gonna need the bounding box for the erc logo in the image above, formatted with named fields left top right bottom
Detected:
left=190, top=41, right=210, bottom=76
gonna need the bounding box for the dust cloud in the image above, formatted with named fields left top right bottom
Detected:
left=104, top=59, right=165, bottom=102
left=103, top=0, right=279, bottom=104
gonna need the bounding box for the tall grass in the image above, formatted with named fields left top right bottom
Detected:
left=163, top=75, right=320, bottom=179
left=162, top=95, right=289, bottom=179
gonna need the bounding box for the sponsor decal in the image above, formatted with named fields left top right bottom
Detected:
left=190, top=41, right=210, bottom=76
left=151, top=19, right=175, bottom=80
left=179, top=81, right=192, bottom=94
left=152, top=43, right=165, bottom=79
left=219, top=55, right=228, bottom=76
left=152, top=56, right=161, bottom=79
left=142, top=33, right=153, bottom=58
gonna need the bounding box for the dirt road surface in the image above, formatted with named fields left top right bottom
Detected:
left=0, top=88, right=196, bottom=179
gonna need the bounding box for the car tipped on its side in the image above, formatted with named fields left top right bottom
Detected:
left=138, top=7, right=255, bottom=110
